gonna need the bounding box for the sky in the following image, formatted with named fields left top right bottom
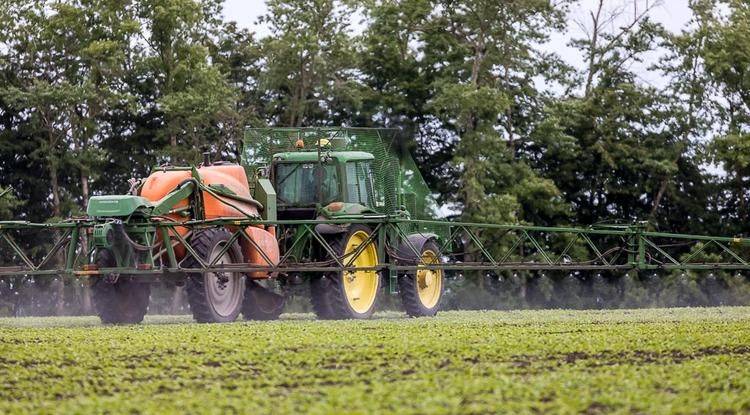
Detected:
left=222, top=0, right=268, bottom=34
left=221, top=0, right=696, bottom=86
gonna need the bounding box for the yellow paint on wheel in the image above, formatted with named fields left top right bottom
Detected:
left=342, top=230, right=379, bottom=313
left=417, top=250, right=442, bottom=308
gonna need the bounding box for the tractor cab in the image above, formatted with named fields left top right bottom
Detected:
left=271, top=149, right=380, bottom=220
left=244, top=127, right=431, bottom=222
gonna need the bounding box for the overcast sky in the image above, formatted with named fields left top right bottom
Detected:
left=223, top=0, right=268, bottom=33
left=221, top=0, right=694, bottom=85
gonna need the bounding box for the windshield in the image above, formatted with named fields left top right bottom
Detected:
left=275, top=162, right=340, bottom=206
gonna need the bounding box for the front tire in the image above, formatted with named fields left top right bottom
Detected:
left=311, top=225, right=380, bottom=319
left=398, top=240, right=444, bottom=317
left=184, top=228, right=245, bottom=323
left=92, top=249, right=151, bottom=324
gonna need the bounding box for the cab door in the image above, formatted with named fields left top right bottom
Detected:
left=345, top=160, right=378, bottom=210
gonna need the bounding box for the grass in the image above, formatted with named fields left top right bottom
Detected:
left=1, top=308, right=749, bottom=414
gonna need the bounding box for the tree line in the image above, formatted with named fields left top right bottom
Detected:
left=1, top=0, right=749, bottom=314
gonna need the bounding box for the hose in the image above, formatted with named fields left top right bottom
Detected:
left=199, top=182, right=264, bottom=213
left=116, top=224, right=159, bottom=252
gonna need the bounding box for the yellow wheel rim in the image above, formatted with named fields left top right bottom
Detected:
left=342, top=230, right=379, bottom=314
left=417, top=250, right=442, bottom=308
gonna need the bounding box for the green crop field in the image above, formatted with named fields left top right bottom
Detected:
left=1, top=308, right=749, bottom=414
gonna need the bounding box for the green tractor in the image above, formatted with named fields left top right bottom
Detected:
left=246, top=127, right=445, bottom=320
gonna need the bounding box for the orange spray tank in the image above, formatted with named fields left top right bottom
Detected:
left=139, top=164, right=279, bottom=276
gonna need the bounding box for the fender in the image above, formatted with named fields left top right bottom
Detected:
left=314, top=202, right=380, bottom=235
left=314, top=221, right=350, bottom=235
left=396, top=233, right=439, bottom=264
left=319, top=202, right=379, bottom=218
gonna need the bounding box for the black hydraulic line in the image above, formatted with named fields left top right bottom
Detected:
left=114, top=224, right=158, bottom=252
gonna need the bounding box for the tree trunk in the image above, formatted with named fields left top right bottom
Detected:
left=79, top=172, right=93, bottom=314
left=470, top=49, right=482, bottom=88
left=81, top=174, right=89, bottom=209
left=288, top=55, right=308, bottom=127
left=503, top=66, right=515, bottom=154
left=649, top=179, right=669, bottom=219
left=50, top=160, right=61, bottom=218
left=738, top=172, right=747, bottom=223
left=584, top=0, right=604, bottom=98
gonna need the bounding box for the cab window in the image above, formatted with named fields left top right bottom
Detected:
left=275, top=162, right=339, bottom=206
left=345, top=161, right=375, bottom=207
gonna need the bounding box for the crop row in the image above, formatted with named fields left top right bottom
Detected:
left=1, top=308, right=749, bottom=414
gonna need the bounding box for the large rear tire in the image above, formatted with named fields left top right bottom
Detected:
left=184, top=228, right=245, bottom=323
left=92, top=249, right=151, bottom=324
left=311, top=225, right=380, bottom=320
left=398, top=240, right=444, bottom=317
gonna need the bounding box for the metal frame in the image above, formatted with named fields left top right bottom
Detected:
left=2, top=217, right=750, bottom=281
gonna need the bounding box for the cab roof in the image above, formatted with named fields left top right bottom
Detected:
left=272, top=151, right=375, bottom=163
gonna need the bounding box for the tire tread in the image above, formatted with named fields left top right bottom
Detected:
left=92, top=249, right=150, bottom=324
left=184, top=228, right=243, bottom=323
left=397, top=240, right=442, bottom=317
